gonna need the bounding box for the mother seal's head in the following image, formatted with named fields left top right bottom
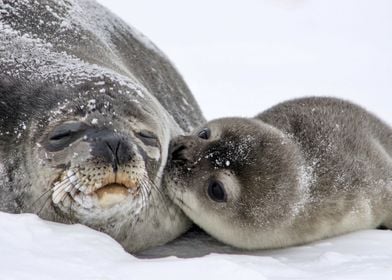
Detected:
left=0, top=75, right=187, bottom=252
left=0, top=0, right=204, bottom=252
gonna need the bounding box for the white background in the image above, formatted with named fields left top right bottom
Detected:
left=97, top=0, right=392, bottom=122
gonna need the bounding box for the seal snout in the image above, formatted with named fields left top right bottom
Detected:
left=169, top=136, right=198, bottom=164
left=50, top=130, right=142, bottom=209
left=90, top=132, right=133, bottom=173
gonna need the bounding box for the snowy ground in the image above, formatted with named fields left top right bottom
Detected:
left=1, top=212, right=392, bottom=279
left=2, top=0, right=392, bottom=279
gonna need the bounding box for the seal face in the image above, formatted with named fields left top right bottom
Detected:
left=165, top=97, right=392, bottom=250
left=0, top=0, right=204, bottom=252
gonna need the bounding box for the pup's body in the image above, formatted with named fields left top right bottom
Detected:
left=165, top=97, right=392, bottom=249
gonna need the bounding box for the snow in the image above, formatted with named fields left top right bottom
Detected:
left=1, top=212, right=392, bottom=279
left=2, top=0, right=392, bottom=279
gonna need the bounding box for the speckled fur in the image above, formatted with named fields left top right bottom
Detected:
left=0, top=0, right=204, bottom=252
left=165, top=97, right=392, bottom=250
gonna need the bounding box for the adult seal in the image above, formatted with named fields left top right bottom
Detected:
left=0, top=0, right=204, bottom=252
left=166, top=97, right=392, bottom=250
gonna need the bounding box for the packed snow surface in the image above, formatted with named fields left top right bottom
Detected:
left=1, top=212, right=392, bottom=280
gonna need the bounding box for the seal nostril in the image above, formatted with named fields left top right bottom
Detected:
left=171, top=144, right=188, bottom=162
left=105, top=141, right=120, bottom=172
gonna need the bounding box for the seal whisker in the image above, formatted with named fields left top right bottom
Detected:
left=27, top=188, right=52, bottom=211
left=145, top=176, right=175, bottom=218
left=69, top=198, right=74, bottom=218
left=145, top=175, right=165, bottom=202
left=53, top=179, right=72, bottom=192
left=52, top=182, right=73, bottom=204
left=36, top=194, right=53, bottom=217
left=138, top=180, right=151, bottom=220
left=57, top=189, right=71, bottom=205
left=53, top=178, right=78, bottom=205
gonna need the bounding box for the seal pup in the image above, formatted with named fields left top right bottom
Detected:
left=0, top=0, right=204, bottom=252
left=165, top=97, right=392, bottom=250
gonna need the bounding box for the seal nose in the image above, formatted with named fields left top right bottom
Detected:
left=91, top=133, right=133, bottom=172
left=169, top=136, right=196, bottom=163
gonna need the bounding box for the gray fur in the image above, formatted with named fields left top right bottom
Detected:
left=165, top=97, right=392, bottom=250
left=0, top=0, right=204, bottom=252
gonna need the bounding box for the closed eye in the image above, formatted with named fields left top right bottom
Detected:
left=46, top=122, right=88, bottom=151
left=137, top=130, right=159, bottom=147
left=49, top=130, right=72, bottom=140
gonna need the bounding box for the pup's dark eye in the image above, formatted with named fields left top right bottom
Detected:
left=207, top=180, right=227, bottom=203
left=198, top=128, right=210, bottom=140
left=137, top=130, right=159, bottom=147
left=47, top=122, right=87, bottom=151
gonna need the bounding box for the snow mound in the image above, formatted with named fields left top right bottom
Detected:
left=1, top=212, right=391, bottom=280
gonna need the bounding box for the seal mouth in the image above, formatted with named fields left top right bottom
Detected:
left=95, top=183, right=131, bottom=196
left=52, top=170, right=140, bottom=209
left=95, top=182, right=138, bottom=208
